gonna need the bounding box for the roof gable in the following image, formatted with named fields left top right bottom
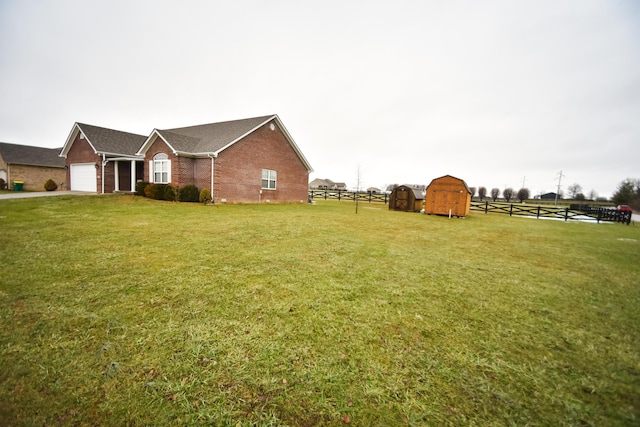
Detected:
left=137, top=114, right=313, bottom=172
left=60, top=123, right=147, bottom=158
left=394, top=184, right=425, bottom=199
left=427, top=175, right=471, bottom=193
left=0, top=142, right=65, bottom=168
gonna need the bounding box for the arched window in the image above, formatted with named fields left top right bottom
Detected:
left=152, top=153, right=170, bottom=184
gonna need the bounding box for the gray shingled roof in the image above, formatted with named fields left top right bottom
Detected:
left=77, top=123, right=147, bottom=156
left=0, top=142, right=65, bottom=168
left=156, top=115, right=274, bottom=153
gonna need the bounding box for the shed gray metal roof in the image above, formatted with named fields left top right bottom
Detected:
left=0, top=142, right=65, bottom=168
left=394, top=184, right=426, bottom=200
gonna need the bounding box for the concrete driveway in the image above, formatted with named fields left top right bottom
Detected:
left=0, top=191, right=94, bottom=200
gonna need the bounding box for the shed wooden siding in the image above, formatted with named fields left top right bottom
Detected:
left=389, top=185, right=424, bottom=212
left=424, top=175, right=471, bottom=217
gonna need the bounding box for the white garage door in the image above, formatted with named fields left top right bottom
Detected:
left=70, top=164, right=97, bottom=192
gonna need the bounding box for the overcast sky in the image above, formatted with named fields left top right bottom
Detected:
left=1, top=0, right=638, bottom=198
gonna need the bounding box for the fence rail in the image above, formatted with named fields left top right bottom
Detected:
left=308, top=190, right=389, bottom=204
left=307, top=191, right=631, bottom=224
left=470, top=201, right=631, bottom=224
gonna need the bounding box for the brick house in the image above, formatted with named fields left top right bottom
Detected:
left=59, top=115, right=313, bottom=203
left=59, top=124, right=147, bottom=193
left=0, top=142, right=66, bottom=191
left=308, top=178, right=347, bottom=191
left=137, top=115, right=313, bottom=203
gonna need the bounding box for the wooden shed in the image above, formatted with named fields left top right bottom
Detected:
left=389, top=185, right=425, bottom=212
left=424, top=175, right=472, bottom=217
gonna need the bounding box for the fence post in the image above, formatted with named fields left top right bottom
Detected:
left=597, top=208, right=601, bottom=224
left=509, top=204, right=513, bottom=216
left=565, top=208, right=569, bottom=221
left=485, top=201, right=488, bottom=214
left=537, top=206, right=540, bottom=218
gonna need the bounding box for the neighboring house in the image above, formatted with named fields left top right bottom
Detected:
left=386, top=183, right=424, bottom=193
left=0, top=142, right=65, bottom=191
left=59, top=123, right=147, bottom=193
left=137, top=115, right=313, bottom=203
left=539, top=192, right=560, bottom=200
left=366, top=187, right=381, bottom=194
left=309, top=178, right=347, bottom=191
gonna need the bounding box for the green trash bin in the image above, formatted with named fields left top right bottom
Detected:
left=13, top=180, right=24, bottom=191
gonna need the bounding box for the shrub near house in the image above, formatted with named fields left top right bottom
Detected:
left=44, top=179, right=58, bottom=191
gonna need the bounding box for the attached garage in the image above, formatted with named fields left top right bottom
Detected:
left=70, top=163, right=97, bottom=192
left=424, top=175, right=471, bottom=217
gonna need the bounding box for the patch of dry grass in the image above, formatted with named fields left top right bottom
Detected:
left=0, top=195, right=639, bottom=425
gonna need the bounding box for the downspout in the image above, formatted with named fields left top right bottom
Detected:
left=101, top=154, right=107, bottom=194
left=208, top=153, right=217, bottom=202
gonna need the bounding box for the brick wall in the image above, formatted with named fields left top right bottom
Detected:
left=214, top=121, right=309, bottom=203
left=194, top=158, right=212, bottom=193
left=5, top=164, right=66, bottom=191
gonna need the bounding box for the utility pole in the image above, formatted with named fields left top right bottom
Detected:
left=555, top=170, right=565, bottom=205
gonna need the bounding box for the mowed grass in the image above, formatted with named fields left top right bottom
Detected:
left=0, top=195, right=638, bottom=426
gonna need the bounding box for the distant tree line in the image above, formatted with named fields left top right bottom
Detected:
left=469, top=178, right=639, bottom=210
left=469, top=186, right=523, bottom=202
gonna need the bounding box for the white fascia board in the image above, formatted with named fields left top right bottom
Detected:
left=60, top=123, right=97, bottom=158
left=174, top=151, right=217, bottom=158
left=272, top=114, right=314, bottom=172
left=137, top=129, right=177, bottom=155
left=97, top=152, right=145, bottom=159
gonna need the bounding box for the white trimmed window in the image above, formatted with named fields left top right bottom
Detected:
left=261, top=169, right=276, bottom=190
left=150, top=153, right=171, bottom=184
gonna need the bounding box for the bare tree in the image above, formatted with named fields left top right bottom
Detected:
left=490, top=188, right=500, bottom=201
left=517, top=188, right=530, bottom=202
left=469, top=187, right=476, bottom=199
left=355, top=164, right=362, bottom=214
left=503, top=187, right=514, bottom=202
left=588, top=189, right=598, bottom=201
left=478, top=186, right=487, bottom=201
left=567, top=183, right=583, bottom=199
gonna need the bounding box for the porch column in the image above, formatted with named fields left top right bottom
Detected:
left=131, top=160, right=136, bottom=192
left=114, top=160, right=120, bottom=192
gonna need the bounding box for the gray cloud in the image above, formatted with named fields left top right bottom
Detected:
left=1, top=0, right=638, bottom=197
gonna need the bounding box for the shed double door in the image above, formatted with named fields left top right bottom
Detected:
left=432, top=190, right=460, bottom=216
left=393, top=188, right=410, bottom=211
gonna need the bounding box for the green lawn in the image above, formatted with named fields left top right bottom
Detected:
left=1, top=195, right=638, bottom=426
